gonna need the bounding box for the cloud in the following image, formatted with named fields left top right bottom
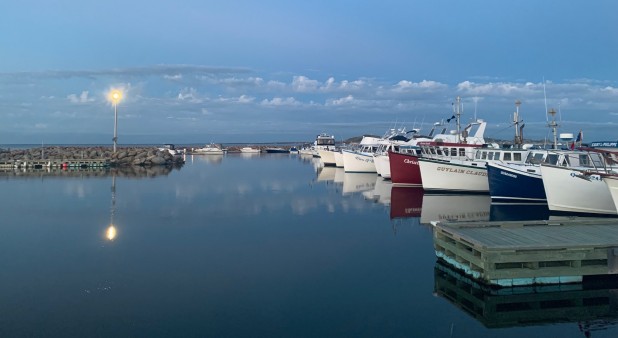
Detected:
left=67, top=91, right=95, bottom=103
left=177, top=87, right=202, bottom=103
left=393, top=80, right=446, bottom=92
left=218, top=77, right=264, bottom=87
left=261, top=97, right=300, bottom=106
left=456, top=81, right=535, bottom=96
left=238, top=94, right=255, bottom=103
left=328, top=95, right=355, bottom=106
left=0, top=64, right=252, bottom=80
left=164, top=74, right=182, bottom=80
left=292, top=75, right=320, bottom=92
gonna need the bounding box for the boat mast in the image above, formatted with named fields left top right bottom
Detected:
left=455, top=96, right=462, bottom=143
left=513, top=100, right=523, bottom=148
left=548, top=108, right=559, bottom=149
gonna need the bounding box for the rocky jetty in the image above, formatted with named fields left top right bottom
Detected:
left=0, top=146, right=184, bottom=167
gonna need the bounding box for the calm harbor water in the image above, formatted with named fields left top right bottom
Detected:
left=1, top=153, right=617, bottom=337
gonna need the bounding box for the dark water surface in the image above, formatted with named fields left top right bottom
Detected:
left=1, top=153, right=617, bottom=337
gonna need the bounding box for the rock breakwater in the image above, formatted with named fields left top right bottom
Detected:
left=0, top=146, right=184, bottom=167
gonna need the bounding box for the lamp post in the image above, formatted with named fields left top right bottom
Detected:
left=109, top=89, right=123, bottom=153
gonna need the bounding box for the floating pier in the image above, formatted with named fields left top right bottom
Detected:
left=432, top=218, right=618, bottom=287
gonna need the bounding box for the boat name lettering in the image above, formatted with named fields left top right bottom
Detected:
left=354, top=156, right=373, bottom=163
left=404, top=207, right=422, bottom=214
left=436, top=167, right=487, bottom=176
left=438, top=211, right=490, bottom=220
left=500, top=171, right=517, bottom=178
left=569, top=172, right=602, bottom=181
left=403, top=159, right=419, bottom=165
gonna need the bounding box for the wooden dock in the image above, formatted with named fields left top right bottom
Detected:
left=432, top=218, right=618, bottom=286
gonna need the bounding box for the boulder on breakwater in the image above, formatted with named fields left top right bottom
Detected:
left=0, top=146, right=184, bottom=167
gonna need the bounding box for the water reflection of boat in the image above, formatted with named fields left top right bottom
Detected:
left=361, top=177, right=392, bottom=204
left=374, top=177, right=392, bottom=205
left=434, top=260, right=618, bottom=330
left=490, top=203, right=550, bottom=222
left=333, top=168, right=344, bottom=185
left=342, top=173, right=376, bottom=195
left=390, top=187, right=424, bottom=219
left=240, top=152, right=260, bottom=159
left=420, top=193, right=490, bottom=224
left=192, top=154, right=223, bottom=165
left=317, top=166, right=336, bottom=182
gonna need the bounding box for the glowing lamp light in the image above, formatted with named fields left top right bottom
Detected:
left=106, top=225, right=117, bottom=241
left=108, top=89, right=123, bottom=104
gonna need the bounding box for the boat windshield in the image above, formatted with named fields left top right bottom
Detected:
left=526, top=152, right=545, bottom=164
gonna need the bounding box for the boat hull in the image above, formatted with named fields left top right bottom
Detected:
left=540, top=165, right=617, bottom=215
left=418, top=158, right=488, bottom=193
left=487, top=162, right=546, bottom=203
left=264, top=148, right=289, bottom=154
left=334, top=151, right=344, bottom=168
left=388, top=151, right=422, bottom=186
left=342, top=150, right=376, bottom=173
left=604, top=175, right=618, bottom=212
left=374, top=153, right=391, bottom=178
left=317, top=149, right=337, bottom=166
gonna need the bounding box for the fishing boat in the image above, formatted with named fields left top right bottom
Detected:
left=389, top=97, right=488, bottom=187
left=341, top=136, right=382, bottom=173
left=264, top=147, right=289, bottom=154
left=541, top=157, right=617, bottom=215
left=191, top=143, right=225, bottom=155
left=240, top=147, right=261, bottom=153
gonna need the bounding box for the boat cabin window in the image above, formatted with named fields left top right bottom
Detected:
left=513, top=153, right=522, bottom=161
left=488, top=151, right=494, bottom=160
left=450, top=148, right=457, bottom=156
left=544, top=154, right=559, bottom=165
left=317, top=139, right=335, bottom=146
left=481, top=151, right=487, bottom=160
left=590, top=153, right=605, bottom=169
left=503, top=152, right=512, bottom=161
left=430, top=148, right=437, bottom=155
left=459, top=148, right=465, bottom=157
left=527, top=152, right=545, bottom=164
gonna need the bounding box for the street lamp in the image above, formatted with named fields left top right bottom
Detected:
left=108, top=89, right=123, bottom=153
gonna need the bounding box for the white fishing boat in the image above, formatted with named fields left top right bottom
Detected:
left=316, top=148, right=337, bottom=166
left=540, top=154, right=617, bottom=215
left=333, top=150, right=344, bottom=167
left=418, top=100, right=530, bottom=193
left=158, top=144, right=182, bottom=156
left=191, top=143, right=225, bottom=155
left=341, top=136, right=382, bottom=173
left=418, top=147, right=530, bottom=193
left=240, top=147, right=261, bottom=153
left=603, top=174, right=618, bottom=212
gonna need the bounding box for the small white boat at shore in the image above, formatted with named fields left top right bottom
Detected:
left=191, top=143, right=225, bottom=155
left=240, top=147, right=261, bottom=153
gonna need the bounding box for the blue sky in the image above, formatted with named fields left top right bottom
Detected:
left=1, top=0, right=617, bottom=144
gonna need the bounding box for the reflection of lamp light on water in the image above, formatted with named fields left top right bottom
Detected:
left=106, top=173, right=118, bottom=241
